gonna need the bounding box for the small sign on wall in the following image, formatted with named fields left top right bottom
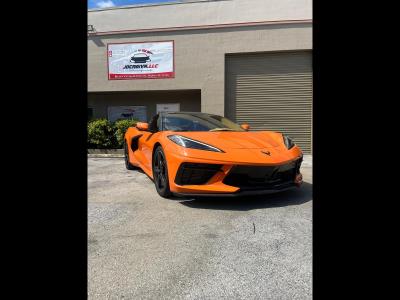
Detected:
left=107, top=106, right=147, bottom=122
left=156, top=103, right=180, bottom=113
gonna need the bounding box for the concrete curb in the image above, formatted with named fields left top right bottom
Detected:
left=88, top=154, right=124, bottom=158
left=87, top=149, right=124, bottom=158
left=88, top=149, right=123, bottom=154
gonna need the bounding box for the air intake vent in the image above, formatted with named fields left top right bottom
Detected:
left=175, top=163, right=222, bottom=185
left=223, top=159, right=301, bottom=190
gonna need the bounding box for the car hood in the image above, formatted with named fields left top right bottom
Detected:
left=169, top=131, right=284, bottom=150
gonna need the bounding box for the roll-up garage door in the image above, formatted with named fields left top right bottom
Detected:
left=225, top=51, right=312, bottom=153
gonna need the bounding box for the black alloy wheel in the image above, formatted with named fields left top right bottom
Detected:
left=152, top=146, right=172, bottom=197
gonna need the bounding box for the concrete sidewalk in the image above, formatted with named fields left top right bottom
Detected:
left=302, top=155, right=312, bottom=167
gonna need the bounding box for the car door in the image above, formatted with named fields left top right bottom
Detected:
left=139, top=132, right=160, bottom=173
left=135, top=115, right=161, bottom=173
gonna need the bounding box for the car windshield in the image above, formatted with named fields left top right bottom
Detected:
left=163, top=113, right=245, bottom=132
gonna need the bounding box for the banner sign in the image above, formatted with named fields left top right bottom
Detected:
left=107, top=106, right=147, bottom=122
left=107, top=41, right=174, bottom=80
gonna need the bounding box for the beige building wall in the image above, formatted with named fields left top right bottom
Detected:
left=88, top=23, right=312, bottom=115
left=88, top=0, right=312, bottom=32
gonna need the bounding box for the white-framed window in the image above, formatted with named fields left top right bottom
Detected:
left=156, top=103, right=180, bottom=114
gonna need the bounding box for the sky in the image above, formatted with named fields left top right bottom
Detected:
left=88, top=0, right=179, bottom=9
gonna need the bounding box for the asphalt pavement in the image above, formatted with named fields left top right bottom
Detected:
left=88, top=158, right=312, bottom=299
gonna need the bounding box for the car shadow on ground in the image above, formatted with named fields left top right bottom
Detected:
left=177, top=182, right=312, bottom=211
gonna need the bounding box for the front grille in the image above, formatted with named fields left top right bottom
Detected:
left=175, top=163, right=222, bottom=185
left=223, top=158, right=302, bottom=190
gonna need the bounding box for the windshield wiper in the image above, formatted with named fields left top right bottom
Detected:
left=209, top=128, right=236, bottom=132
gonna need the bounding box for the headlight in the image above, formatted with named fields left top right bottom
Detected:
left=283, top=134, right=295, bottom=150
left=167, top=135, right=224, bottom=153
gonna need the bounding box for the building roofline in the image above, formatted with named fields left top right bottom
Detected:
left=88, top=19, right=312, bottom=37
left=88, top=0, right=228, bottom=12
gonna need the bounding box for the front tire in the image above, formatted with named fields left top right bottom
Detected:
left=152, top=146, right=172, bottom=198
left=124, top=140, right=136, bottom=170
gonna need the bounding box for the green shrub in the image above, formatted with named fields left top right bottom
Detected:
left=87, top=119, right=117, bottom=149
left=114, top=119, right=138, bottom=148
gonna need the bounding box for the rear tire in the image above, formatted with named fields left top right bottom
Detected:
left=124, top=140, right=136, bottom=170
left=152, top=146, right=172, bottom=198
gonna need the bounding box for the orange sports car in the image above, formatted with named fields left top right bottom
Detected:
left=124, top=112, right=303, bottom=198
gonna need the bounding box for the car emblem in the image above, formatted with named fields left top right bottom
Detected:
left=261, top=150, right=271, bottom=156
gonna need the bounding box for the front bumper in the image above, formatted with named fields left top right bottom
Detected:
left=173, top=182, right=298, bottom=198
left=165, top=149, right=303, bottom=195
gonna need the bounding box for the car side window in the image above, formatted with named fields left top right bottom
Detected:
left=149, top=115, right=159, bottom=132
left=157, top=115, right=162, bottom=131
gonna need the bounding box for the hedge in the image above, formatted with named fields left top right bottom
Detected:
left=88, top=118, right=138, bottom=149
left=114, top=119, right=138, bottom=148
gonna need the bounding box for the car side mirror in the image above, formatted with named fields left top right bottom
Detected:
left=241, top=123, right=250, bottom=131
left=136, top=122, right=149, bottom=131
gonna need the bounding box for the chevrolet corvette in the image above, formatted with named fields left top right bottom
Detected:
left=124, top=112, right=303, bottom=198
left=130, top=53, right=151, bottom=63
